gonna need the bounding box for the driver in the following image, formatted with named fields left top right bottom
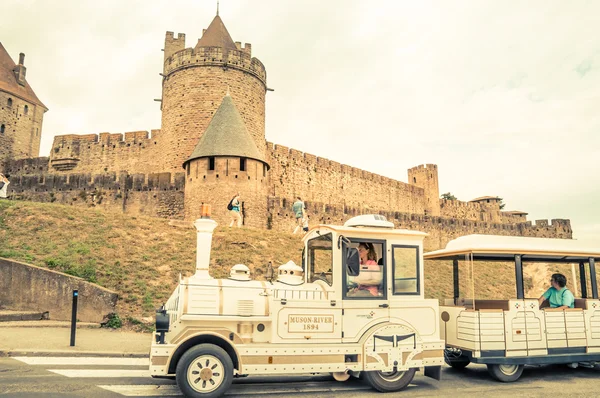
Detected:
left=348, top=242, right=382, bottom=296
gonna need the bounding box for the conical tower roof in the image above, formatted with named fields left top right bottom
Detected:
left=185, top=94, right=267, bottom=167
left=195, top=15, right=237, bottom=51
left=0, top=42, right=47, bottom=109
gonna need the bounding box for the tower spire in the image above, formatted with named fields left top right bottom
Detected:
left=216, top=0, right=219, bottom=16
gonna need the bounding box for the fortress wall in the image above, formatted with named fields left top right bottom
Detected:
left=267, top=142, right=426, bottom=214
left=47, top=130, right=162, bottom=175
left=267, top=197, right=573, bottom=251
left=7, top=170, right=185, bottom=219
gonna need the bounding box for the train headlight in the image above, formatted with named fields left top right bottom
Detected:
left=155, top=306, right=169, bottom=344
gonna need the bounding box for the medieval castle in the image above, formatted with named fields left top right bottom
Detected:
left=0, top=14, right=571, bottom=249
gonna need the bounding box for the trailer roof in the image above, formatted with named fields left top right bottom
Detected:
left=424, top=234, right=600, bottom=262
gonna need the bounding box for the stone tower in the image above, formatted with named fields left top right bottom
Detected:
left=183, top=93, right=269, bottom=227
left=408, top=164, right=440, bottom=216
left=0, top=42, right=47, bottom=164
left=159, top=14, right=267, bottom=174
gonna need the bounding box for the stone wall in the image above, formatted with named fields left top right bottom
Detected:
left=267, top=142, right=426, bottom=214
left=267, top=196, right=573, bottom=250
left=184, top=156, right=268, bottom=228
left=48, top=130, right=162, bottom=175
left=0, top=90, right=44, bottom=161
left=0, top=257, right=117, bottom=322
left=4, top=159, right=185, bottom=219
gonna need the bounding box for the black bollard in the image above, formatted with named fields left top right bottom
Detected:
left=70, top=290, right=78, bottom=346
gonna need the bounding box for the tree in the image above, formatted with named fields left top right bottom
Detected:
left=498, top=197, right=506, bottom=210
left=441, top=192, right=457, bottom=201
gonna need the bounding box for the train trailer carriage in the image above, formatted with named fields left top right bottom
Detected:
left=150, top=211, right=444, bottom=398
left=424, top=234, right=600, bottom=382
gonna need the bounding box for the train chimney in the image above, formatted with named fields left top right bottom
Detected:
left=192, top=204, right=217, bottom=279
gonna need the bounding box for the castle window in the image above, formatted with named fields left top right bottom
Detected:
left=186, top=163, right=190, bottom=176
left=413, top=177, right=416, bottom=183
left=24, top=105, right=28, bottom=115
left=263, top=164, right=266, bottom=177
left=240, top=157, right=247, bottom=172
left=209, top=157, right=215, bottom=171
left=0, top=124, right=4, bottom=134
left=7, top=98, right=12, bottom=107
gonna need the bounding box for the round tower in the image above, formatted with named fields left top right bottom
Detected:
left=159, top=15, right=267, bottom=174
left=0, top=44, right=47, bottom=163
left=408, top=164, right=440, bottom=216
left=183, top=93, right=269, bottom=227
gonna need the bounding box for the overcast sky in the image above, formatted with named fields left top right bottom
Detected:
left=2, top=0, right=599, bottom=244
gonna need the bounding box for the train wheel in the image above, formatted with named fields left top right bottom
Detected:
left=176, top=344, right=233, bottom=398
left=486, top=363, right=523, bottom=382
left=362, top=368, right=416, bottom=392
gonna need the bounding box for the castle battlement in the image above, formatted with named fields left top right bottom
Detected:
left=52, top=130, right=159, bottom=148
left=164, top=46, right=266, bottom=86
left=408, top=163, right=437, bottom=172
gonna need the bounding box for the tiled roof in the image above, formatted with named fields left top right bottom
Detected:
left=185, top=94, right=267, bottom=167
left=0, top=42, right=47, bottom=109
left=195, top=15, right=237, bottom=51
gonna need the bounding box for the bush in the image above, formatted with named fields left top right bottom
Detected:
left=103, top=313, right=122, bottom=329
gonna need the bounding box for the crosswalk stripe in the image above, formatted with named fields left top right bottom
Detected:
left=13, top=357, right=148, bottom=366
left=99, top=381, right=380, bottom=396
left=98, top=385, right=181, bottom=397
left=48, top=369, right=151, bottom=378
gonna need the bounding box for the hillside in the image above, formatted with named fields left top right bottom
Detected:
left=0, top=201, right=585, bottom=324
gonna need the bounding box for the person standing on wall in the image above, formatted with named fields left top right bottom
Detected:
left=228, top=193, right=242, bottom=227
left=292, top=197, right=305, bottom=234
left=0, top=173, right=9, bottom=199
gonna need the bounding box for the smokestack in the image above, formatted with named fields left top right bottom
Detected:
left=192, top=205, right=217, bottom=279
left=18, top=53, right=25, bottom=65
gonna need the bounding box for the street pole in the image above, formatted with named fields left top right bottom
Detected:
left=70, top=290, right=78, bottom=347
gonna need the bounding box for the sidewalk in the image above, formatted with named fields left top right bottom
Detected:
left=0, top=323, right=152, bottom=357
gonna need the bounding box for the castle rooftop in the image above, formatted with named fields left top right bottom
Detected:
left=0, top=42, right=47, bottom=109
left=185, top=94, right=267, bottom=167
left=195, top=15, right=237, bottom=51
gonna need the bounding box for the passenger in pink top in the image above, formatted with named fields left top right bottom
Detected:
left=352, top=242, right=382, bottom=296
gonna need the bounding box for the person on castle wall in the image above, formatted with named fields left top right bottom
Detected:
left=538, top=273, right=574, bottom=309
left=302, top=214, right=309, bottom=235
left=0, top=173, right=10, bottom=199
left=348, top=242, right=382, bottom=297
left=228, top=193, right=242, bottom=227
left=292, top=197, right=305, bottom=234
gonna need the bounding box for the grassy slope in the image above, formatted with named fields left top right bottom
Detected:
left=0, top=200, right=303, bottom=320
left=1, top=201, right=592, bottom=322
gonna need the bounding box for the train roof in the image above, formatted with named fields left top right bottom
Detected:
left=424, top=234, right=600, bottom=262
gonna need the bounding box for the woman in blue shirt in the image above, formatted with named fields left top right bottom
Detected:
left=538, top=273, right=575, bottom=309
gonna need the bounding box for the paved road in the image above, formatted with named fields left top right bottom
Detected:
left=0, top=356, right=599, bottom=397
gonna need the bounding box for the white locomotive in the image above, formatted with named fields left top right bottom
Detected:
left=150, top=209, right=444, bottom=397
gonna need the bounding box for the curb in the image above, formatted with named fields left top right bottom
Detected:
left=0, top=349, right=149, bottom=358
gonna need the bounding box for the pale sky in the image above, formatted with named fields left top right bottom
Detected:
left=2, top=0, right=599, bottom=244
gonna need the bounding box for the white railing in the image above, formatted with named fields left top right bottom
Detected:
left=165, top=283, right=181, bottom=325
left=274, top=289, right=329, bottom=301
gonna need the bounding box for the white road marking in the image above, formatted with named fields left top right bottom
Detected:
left=12, top=356, right=148, bottom=366
left=48, top=369, right=151, bottom=378
left=98, top=385, right=181, bottom=397
left=98, top=381, right=398, bottom=396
